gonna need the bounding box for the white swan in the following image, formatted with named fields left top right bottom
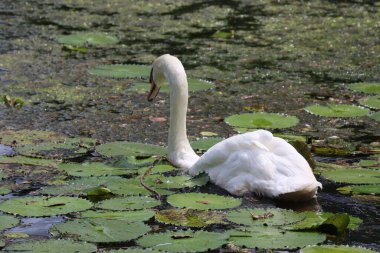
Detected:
left=147, top=54, right=322, bottom=201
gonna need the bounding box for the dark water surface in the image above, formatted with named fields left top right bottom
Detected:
left=0, top=0, right=379, bottom=252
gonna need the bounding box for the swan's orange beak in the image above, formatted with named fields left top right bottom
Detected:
left=147, top=68, right=160, bottom=102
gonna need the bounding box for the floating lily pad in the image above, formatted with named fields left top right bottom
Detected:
left=4, top=232, right=29, bottom=238
left=370, top=111, right=380, bottom=121
left=359, top=159, right=380, bottom=168
left=155, top=208, right=226, bottom=227
left=137, top=230, right=228, bottom=252
left=51, top=219, right=150, bottom=243
left=228, top=227, right=326, bottom=250
left=301, top=245, right=378, bottom=253
left=0, top=170, right=7, bottom=179
left=88, top=64, right=150, bottom=79
left=226, top=208, right=305, bottom=227
left=190, top=137, right=224, bottom=151
left=58, top=162, right=135, bottom=177
left=305, top=104, right=369, bottom=117
left=359, top=95, right=380, bottom=109
left=348, top=82, right=380, bottom=94
left=96, top=141, right=166, bottom=158
left=103, top=248, right=163, bottom=253
left=337, top=184, right=380, bottom=196
left=0, top=214, right=19, bottom=231
left=0, top=186, right=11, bottom=195
left=2, top=239, right=97, bottom=253
left=320, top=167, right=380, bottom=184
left=16, top=137, right=96, bottom=159
left=96, top=196, right=160, bottom=211
left=144, top=174, right=208, bottom=189
left=109, top=177, right=173, bottom=196
left=0, top=130, right=65, bottom=147
left=225, top=112, right=299, bottom=129
left=80, top=209, right=155, bottom=222
left=167, top=193, right=241, bottom=210
left=138, top=164, right=178, bottom=174
left=128, top=78, right=214, bottom=93
left=57, top=32, right=119, bottom=46
left=0, top=196, right=92, bottom=217
left=0, top=155, right=59, bottom=167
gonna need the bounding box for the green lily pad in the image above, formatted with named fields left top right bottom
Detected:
left=109, top=177, right=174, bottom=196
left=96, top=196, right=160, bottom=211
left=103, top=248, right=163, bottom=253
left=225, top=112, right=299, bottom=129
left=301, top=245, right=378, bottom=253
left=137, top=164, right=178, bottom=174
left=88, top=64, right=150, bottom=79
left=137, top=230, right=228, bottom=252
left=359, top=159, right=380, bottom=168
left=16, top=137, right=96, bottom=159
left=80, top=209, right=155, bottom=222
left=0, top=196, right=92, bottom=217
left=0, top=155, right=59, bottom=167
left=305, top=104, right=369, bottom=117
left=128, top=78, right=214, bottom=93
left=285, top=211, right=362, bottom=231
left=226, top=208, right=305, bottom=226
left=190, top=137, right=224, bottom=151
left=348, top=82, right=380, bottom=94
left=155, top=208, right=226, bottom=227
left=96, top=141, right=166, bottom=158
left=0, top=186, right=11, bottom=195
left=0, top=130, right=66, bottom=147
left=0, top=170, right=7, bottom=179
left=0, top=214, right=19, bottom=231
left=57, top=32, right=119, bottom=46
left=359, top=95, right=380, bottom=109
left=2, top=239, right=97, bottom=253
left=143, top=174, right=208, bottom=189
left=167, top=193, right=241, bottom=210
left=58, top=162, right=135, bottom=177
left=320, top=167, right=380, bottom=184
left=370, top=111, right=380, bottom=121
left=228, top=227, right=326, bottom=250
left=51, top=218, right=150, bottom=243
left=4, top=232, right=29, bottom=238
left=337, top=184, right=380, bottom=196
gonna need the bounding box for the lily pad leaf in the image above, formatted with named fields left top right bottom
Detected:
left=57, top=32, right=119, bottom=46
left=0, top=214, right=19, bottom=231
left=0, top=130, right=65, bottom=147
left=137, top=164, right=178, bottom=174
left=225, top=112, right=299, bottom=129
left=137, top=230, right=228, bottom=252
left=0, top=155, right=59, bottom=167
left=0, top=186, right=11, bottom=195
left=228, top=227, right=326, bottom=250
left=129, top=79, right=214, bottom=93
left=318, top=213, right=350, bottom=235
left=102, top=248, right=163, bottom=253
left=96, top=141, right=166, bottom=158
left=370, top=111, right=380, bottom=121
left=88, top=64, right=150, bottom=79
left=320, top=167, right=380, bottom=184
left=96, top=196, right=160, bottom=211
left=155, top=208, right=227, bottom=227
left=58, top=162, right=135, bottom=177
left=226, top=208, right=305, bottom=226
left=51, top=218, right=150, bottom=243
left=337, top=184, right=380, bottom=196
left=16, top=137, right=96, bottom=159
left=359, top=95, right=380, bottom=109
left=80, top=209, right=155, bottom=222
left=167, top=193, right=241, bottom=210
left=191, top=137, right=224, bottom=151
left=305, top=104, right=369, bottom=117
left=2, top=239, right=97, bottom=253
left=144, top=174, right=208, bottom=189
left=0, top=196, right=92, bottom=217
left=348, top=82, right=380, bottom=94
left=301, top=245, right=378, bottom=253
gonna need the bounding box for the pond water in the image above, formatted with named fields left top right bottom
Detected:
left=0, top=0, right=379, bottom=252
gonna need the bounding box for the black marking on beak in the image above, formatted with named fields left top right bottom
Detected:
left=147, top=68, right=160, bottom=102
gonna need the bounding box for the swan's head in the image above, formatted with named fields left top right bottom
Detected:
left=147, top=54, right=186, bottom=102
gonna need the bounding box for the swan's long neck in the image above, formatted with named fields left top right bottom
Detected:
left=158, top=56, right=200, bottom=168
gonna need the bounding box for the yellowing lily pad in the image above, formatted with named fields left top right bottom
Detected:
left=167, top=193, right=241, bottom=210
left=305, top=104, right=369, bottom=117
left=0, top=196, right=92, bottom=217
left=225, top=112, right=299, bottom=129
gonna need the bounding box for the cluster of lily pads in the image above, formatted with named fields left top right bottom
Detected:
left=0, top=128, right=377, bottom=253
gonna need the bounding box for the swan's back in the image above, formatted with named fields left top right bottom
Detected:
left=189, top=130, right=321, bottom=201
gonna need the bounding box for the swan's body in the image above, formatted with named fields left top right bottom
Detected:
left=148, top=54, right=321, bottom=201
